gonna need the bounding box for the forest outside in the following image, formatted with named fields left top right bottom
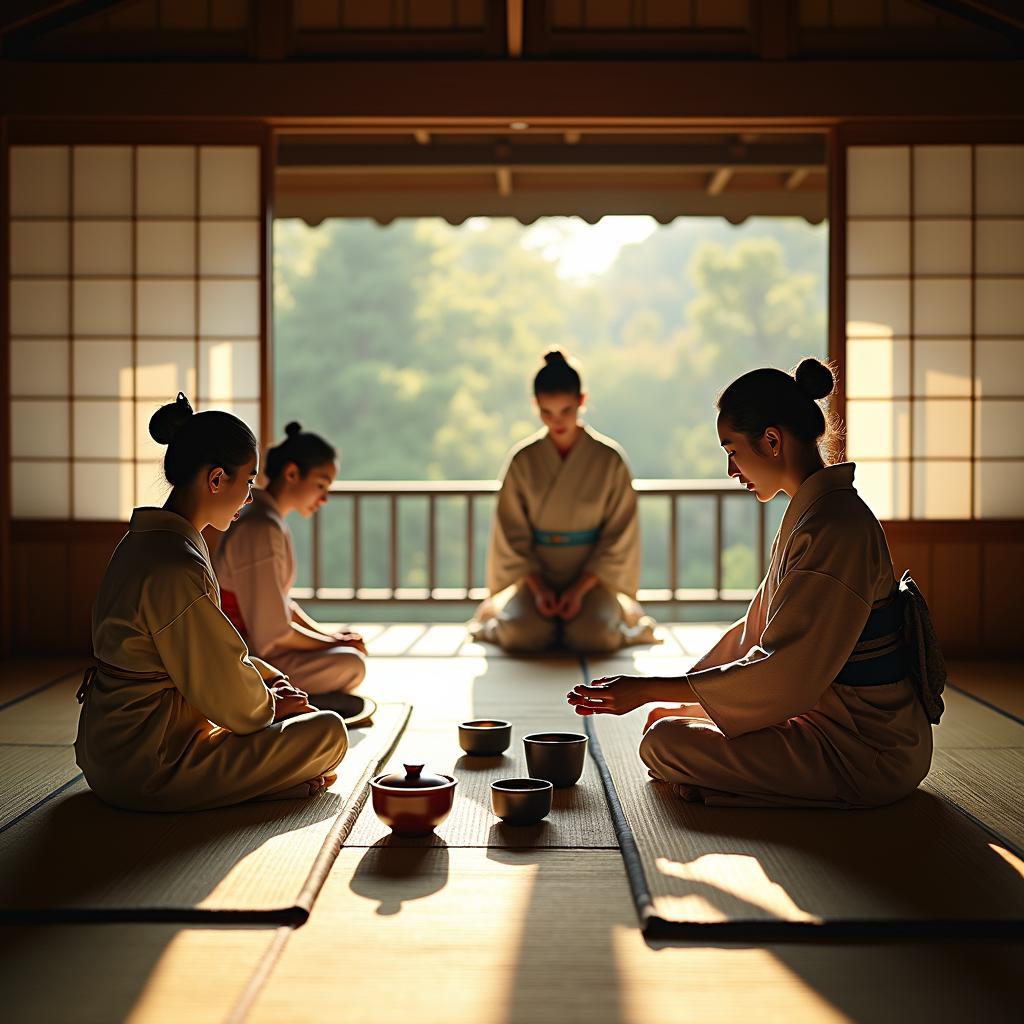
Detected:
left=273, top=216, right=828, bottom=617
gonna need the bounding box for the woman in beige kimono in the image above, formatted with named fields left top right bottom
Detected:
left=213, top=423, right=367, bottom=718
left=473, top=349, right=653, bottom=654
left=75, top=394, right=348, bottom=812
left=568, top=358, right=942, bottom=808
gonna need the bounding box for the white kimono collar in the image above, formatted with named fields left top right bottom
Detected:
left=128, top=507, right=212, bottom=563
left=250, top=488, right=287, bottom=528
left=779, top=462, right=857, bottom=539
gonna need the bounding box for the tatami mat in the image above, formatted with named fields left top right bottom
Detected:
left=925, top=748, right=1024, bottom=852
left=935, top=687, right=1024, bottom=750
left=0, top=660, right=84, bottom=709
left=0, top=923, right=283, bottom=1024
left=0, top=671, right=82, bottom=745
left=0, top=744, right=80, bottom=830
left=0, top=703, right=409, bottom=924
left=243, top=846, right=1022, bottom=1024
left=948, top=660, right=1024, bottom=720
left=588, top=709, right=1024, bottom=938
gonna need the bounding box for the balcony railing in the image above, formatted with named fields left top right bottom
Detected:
left=292, top=480, right=781, bottom=605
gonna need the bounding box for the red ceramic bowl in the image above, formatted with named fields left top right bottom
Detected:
left=369, top=764, right=458, bottom=837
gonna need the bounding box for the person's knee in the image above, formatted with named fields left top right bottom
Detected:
left=337, top=650, right=367, bottom=692
left=304, top=710, right=348, bottom=771
left=495, top=616, right=555, bottom=654
left=562, top=619, right=621, bottom=654
left=639, top=717, right=693, bottom=778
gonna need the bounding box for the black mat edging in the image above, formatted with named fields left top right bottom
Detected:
left=578, top=656, right=1024, bottom=944
left=947, top=681, right=1024, bottom=727
left=578, top=656, right=657, bottom=932
left=0, top=704, right=413, bottom=927
left=0, top=772, right=84, bottom=836
left=0, top=668, right=80, bottom=713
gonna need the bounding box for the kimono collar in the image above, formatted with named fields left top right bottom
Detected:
left=129, top=507, right=212, bottom=564
left=543, top=422, right=594, bottom=462
left=250, top=487, right=287, bottom=528
left=778, top=462, right=857, bottom=540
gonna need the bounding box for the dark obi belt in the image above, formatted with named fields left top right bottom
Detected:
left=532, top=528, right=600, bottom=547
left=834, top=594, right=907, bottom=687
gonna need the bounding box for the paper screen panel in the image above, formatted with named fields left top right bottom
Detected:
left=975, top=280, right=1024, bottom=336
left=136, top=279, right=195, bottom=336
left=10, top=280, right=69, bottom=336
left=73, top=279, right=132, bottom=336
left=199, top=339, right=260, bottom=400
left=847, top=220, right=910, bottom=276
left=73, top=461, right=135, bottom=520
left=199, top=279, right=260, bottom=336
left=136, top=146, right=196, bottom=216
left=912, top=146, right=971, bottom=216
left=845, top=400, right=910, bottom=459
left=913, top=340, right=971, bottom=397
left=10, top=340, right=69, bottom=397
left=913, top=278, right=971, bottom=335
left=136, top=220, right=196, bottom=275
left=974, top=400, right=1024, bottom=458
left=12, top=462, right=70, bottom=518
left=72, top=400, right=134, bottom=459
left=851, top=461, right=910, bottom=520
left=73, top=146, right=133, bottom=217
left=11, top=400, right=70, bottom=458
left=199, top=220, right=260, bottom=275
left=912, top=461, right=971, bottom=519
left=975, top=461, right=1024, bottom=518
left=10, top=146, right=69, bottom=216
left=199, top=146, right=260, bottom=216
left=912, top=399, right=971, bottom=458
left=976, top=340, right=1024, bottom=397
left=913, top=220, right=971, bottom=275
left=74, top=220, right=133, bottom=275
left=846, top=337, right=910, bottom=398
left=10, top=221, right=69, bottom=275
left=136, top=339, right=196, bottom=399
left=975, top=146, right=1024, bottom=216
left=73, top=340, right=134, bottom=397
left=847, top=147, right=910, bottom=216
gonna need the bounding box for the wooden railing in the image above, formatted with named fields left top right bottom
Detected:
left=292, top=479, right=776, bottom=605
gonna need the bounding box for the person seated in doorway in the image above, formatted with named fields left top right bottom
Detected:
left=76, top=393, right=347, bottom=811
left=214, top=422, right=370, bottom=720
left=568, top=358, right=945, bottom=808
left=471, top=348, right=656, bottom=655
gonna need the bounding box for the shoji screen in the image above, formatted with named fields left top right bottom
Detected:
left=844, top=143, right=1024, bottom=519
left=9, top=143, right=263, bottom=520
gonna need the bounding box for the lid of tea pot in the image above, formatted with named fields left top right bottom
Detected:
left=376, top=763, right=451, bottom=789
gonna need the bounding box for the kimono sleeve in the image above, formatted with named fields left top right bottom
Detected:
left=486, top=457, right=543, bottom=593
left=228, top=526, right=294, bottom=657
left=582, top=456, right=640, bottom=596
left=152, top=593, right=275, bottom=735
left=690, top=578, right=767, bottom=672
left=687, top=570, right=871, bottom=738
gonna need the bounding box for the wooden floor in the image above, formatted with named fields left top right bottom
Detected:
left=1, top=629, right=1021, bottom=1024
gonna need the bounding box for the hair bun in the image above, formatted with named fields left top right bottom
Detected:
left=794, top=358, right=835, bottom=401
left=149, top=392, right=194, bottom=445
left=543, top=349, right=567, bottom=367
left=284, top=421, right=302, bottom=439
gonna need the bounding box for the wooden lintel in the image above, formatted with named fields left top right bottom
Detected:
left=2, top=60, right=1024, bottom=120
left=495, top=166, right=512, bottom=196
left=785, top=166, right=810, bottom=190
left=414, top=129, right=430, bottom=145
left=706, top=167, right=733, bottom=195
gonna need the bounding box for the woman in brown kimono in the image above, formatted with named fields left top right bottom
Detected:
left=75, top=394, right=348, bottom=812
left=567, top=358, right=942, bottom=808
left=472, top=349, right=654, bottom=654
left=213, top=423, right=367, bottom=715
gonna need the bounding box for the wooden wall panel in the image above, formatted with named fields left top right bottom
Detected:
left=930, top=543, right=983, bottom=655
left=983, top=543, right=1024, bottom=656
left=13, top=540, right=69, bottom=652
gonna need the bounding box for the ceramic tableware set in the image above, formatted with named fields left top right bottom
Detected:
left=369, top=719, right=588, bottom=836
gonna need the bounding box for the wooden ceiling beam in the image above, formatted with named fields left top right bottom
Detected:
left=506, top=0, right=523, bottom=58
left=3, top=60, right=1023, bottom=120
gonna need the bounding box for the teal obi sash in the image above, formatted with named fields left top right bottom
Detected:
left=834, top=595, right=906, bottom=686
left=532, top=528, right=600, bottom=547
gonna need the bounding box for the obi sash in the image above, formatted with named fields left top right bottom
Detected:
left=834, top=595, right=906, bottom=687
left=220, top=588, right=249, bottom=640
left=76, top=660, right=171, bottom=704
left=532, top=528, right=600, bottom=547
left=834, top=572, right=947, bottom=724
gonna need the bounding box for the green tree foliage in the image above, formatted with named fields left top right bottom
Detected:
left=273, top=215, right=826, bottom=594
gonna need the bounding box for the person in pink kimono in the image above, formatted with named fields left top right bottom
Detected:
left=567, top=358, right=943, bottom=808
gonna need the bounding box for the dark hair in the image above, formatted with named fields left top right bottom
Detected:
left=716, top=358, right=841, bottom=462
left=264, top=421, right=337, bottom=480
left=149, top=393, right=258, bottom=488
left=533, top=349, right=582, bottom=397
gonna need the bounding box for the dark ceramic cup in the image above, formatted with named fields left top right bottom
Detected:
left=491, top=778, right=553, bottom=825
left=458, top=719, right=512, bottom=756
left=523, top=732, right=588, bottom=788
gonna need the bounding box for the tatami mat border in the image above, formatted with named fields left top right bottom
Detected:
left=947, top=682, right=1024, bottom=727
left=0, top=669, right=81, bottom=713
left=578, top=656, right=1024, bottom=943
